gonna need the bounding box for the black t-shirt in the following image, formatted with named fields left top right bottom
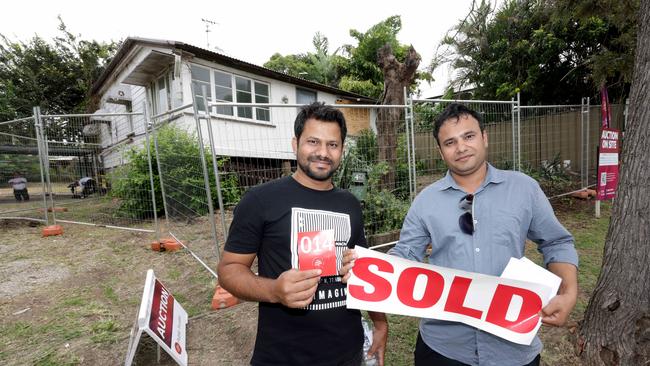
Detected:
left=225, top=176, right=367, bottom=366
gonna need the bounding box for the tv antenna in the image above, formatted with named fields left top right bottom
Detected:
left=201, top=18, right=218, bottom=49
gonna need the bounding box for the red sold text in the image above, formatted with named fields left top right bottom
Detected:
left=349, top=257, right=543, bottom=334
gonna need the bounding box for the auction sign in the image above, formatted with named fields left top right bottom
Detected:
left=596, top=128, right=620, bottom=200
left=124, top=270, right=188, bottom=366
left=346, top=248, right=554, bottom=345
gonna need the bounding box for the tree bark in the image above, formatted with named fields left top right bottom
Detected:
left=579, top=0, right=650, bottom=364
left=376, top=44, right=420, bottom=190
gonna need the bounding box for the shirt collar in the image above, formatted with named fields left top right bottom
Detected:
left=438, top=163, right=505, bottom=191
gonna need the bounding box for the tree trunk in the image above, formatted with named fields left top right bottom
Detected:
left=578, top=1, right=650, bottom=364
left=376, top=44, right=420, bottom=190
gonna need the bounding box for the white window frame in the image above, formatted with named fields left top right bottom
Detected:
left=191, top=63, right=271, bottom=123
left=296, top=87, right=317, bottom=104
left=149, top=70, right=173, bottom=116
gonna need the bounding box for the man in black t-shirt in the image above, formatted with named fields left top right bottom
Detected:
left=218, top=102, right=388, bottom=366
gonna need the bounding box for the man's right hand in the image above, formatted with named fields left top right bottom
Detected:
left=339, top=249, right=358, bottom=283
left=272, top=269, right=322, bottom=308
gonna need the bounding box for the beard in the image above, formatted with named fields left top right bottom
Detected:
left=297, top=154, right=339, bottom=182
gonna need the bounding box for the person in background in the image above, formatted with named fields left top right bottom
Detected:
left=218, top=102, right=388, bottom=366
left=8, top=172, right=29, bottom=202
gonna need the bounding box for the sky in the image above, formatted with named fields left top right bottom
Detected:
left=0, top=0, right=492, bottom=97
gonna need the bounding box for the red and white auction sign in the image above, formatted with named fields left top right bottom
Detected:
left=596, top=128, right=620, bottom=200
left=124, top=270, right=188, bottom=366
left=346, top=247, right=553, bottom=345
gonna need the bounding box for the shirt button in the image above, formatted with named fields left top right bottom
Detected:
left=475, top=248, right=480, bottom=253
left=473, top=219, right=478, bottom=224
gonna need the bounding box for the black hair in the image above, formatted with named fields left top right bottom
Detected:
left=433, top=103, right=485, bottom=144
left=294, top=102, right=347, bottom=143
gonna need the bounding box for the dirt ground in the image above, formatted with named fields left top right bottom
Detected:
left=0, top=197, right=604, bottom=365
left=0, top=217, right=256, bottom=366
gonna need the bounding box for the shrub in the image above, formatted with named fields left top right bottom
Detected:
left=362, top=162, right=410, bottom=236
left=334, top=130, right=411, bottom=236
left=109, top=126, right=241, bottom=219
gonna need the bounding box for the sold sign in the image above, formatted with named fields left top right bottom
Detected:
left=346, top=247, right=552, bottom=345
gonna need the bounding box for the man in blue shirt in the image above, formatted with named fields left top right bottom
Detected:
left=341, top=103, right=578, bottom=366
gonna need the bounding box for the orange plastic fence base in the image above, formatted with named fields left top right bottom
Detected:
left=150, top=237, right=182, bottom=252
left=42, top=225, right=64, bottom=237
left=211, top=285, right=240, bottom=310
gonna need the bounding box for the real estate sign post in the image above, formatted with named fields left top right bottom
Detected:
left=124, top=270, right=188, bottom=366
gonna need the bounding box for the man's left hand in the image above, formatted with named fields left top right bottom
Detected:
left=540, top=293, right=575, bottom=326
left=367, top=315, right=388, bottom=366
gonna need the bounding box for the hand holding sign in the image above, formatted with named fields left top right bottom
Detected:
left=339, top=248, right=357, bottom=283
left=297, top=229, right=337, bottom=276
left=273, top=268, right=322, bottom=308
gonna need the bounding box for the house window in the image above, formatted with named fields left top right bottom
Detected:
left=191, top=64, right=271, bottom=122
left=151, top=72, right=173, bottom=115
left=214, top=70, right=233, bottom=116
left=297, top=88, right=317, bottom=104
left=191, top=65, right=211, bottom=112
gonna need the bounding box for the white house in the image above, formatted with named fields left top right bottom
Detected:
left=90, top=37, right=376, bottom=176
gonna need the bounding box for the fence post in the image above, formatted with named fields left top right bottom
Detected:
left=580, top=97, right=591, bottom=188
left=403, top=87, right=414, bottom=201
left=201, top=91, right=225, bottom=261
left=192, top=84, right=221, bottom=264
left=511, top=97, right=516, bottom=171
left=149, top=107, right=170, bottom=229
left=516, top=92, right=522, bottom=171
left=586, top=97, right=590, bottom=188
left=33, top=107, right=49, bottom=225
left=142, top=102, right=160, bottom=242
left=36, top=107, right=57, bottom=224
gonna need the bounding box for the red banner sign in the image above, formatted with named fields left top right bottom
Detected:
left=596, top=128, right=620, bottom=200
left=149, top=279, right=175, bottom=347
left=125, top=270, right=188, bottom=366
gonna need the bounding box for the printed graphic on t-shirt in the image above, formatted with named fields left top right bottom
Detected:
left=291, top=208, right=351, bottom=311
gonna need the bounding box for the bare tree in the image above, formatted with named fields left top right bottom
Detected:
left=376, top=44, right=420, bottom=190
left=578, top=0, right=650, bottom=364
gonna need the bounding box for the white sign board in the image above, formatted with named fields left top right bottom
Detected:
left=346, top=247, right=556, bottom=345
left=125, top=269, right=188, bottom=366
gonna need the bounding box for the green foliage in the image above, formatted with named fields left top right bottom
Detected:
left=522, top=153, right=574, bottom=196
left=336, top=129, right=413, bottom=235
left=264, top=16, right=430, bottom=99
left=109, top=126, right=241, bottom=218
left=263, top=32, right=345, bottom=87
left=0, top=17, right=118, bottom=120
left=362, top=162, right=410, bottom=235
left=413, top=88, right=456, bottom=131
left=433, top=0, right=638, bottom=103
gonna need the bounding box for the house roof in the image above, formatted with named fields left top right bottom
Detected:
left=91, top=37, right=376, bottom=103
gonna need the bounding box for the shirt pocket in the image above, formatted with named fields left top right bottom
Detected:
left=489, top=210, right=522, bottom=248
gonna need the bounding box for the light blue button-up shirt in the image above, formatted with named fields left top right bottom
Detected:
left=389, top=164, right=579, bottom=366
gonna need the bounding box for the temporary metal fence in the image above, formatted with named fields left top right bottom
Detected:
left=1, top=107, right=159, bottom=234
left=149, top=101, right=221, bottom=276
left=201, top=99, right=413, bottom=247
left=0, top=114, right=47, bottom=223
left=1, top=94, right=627, bottom=250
